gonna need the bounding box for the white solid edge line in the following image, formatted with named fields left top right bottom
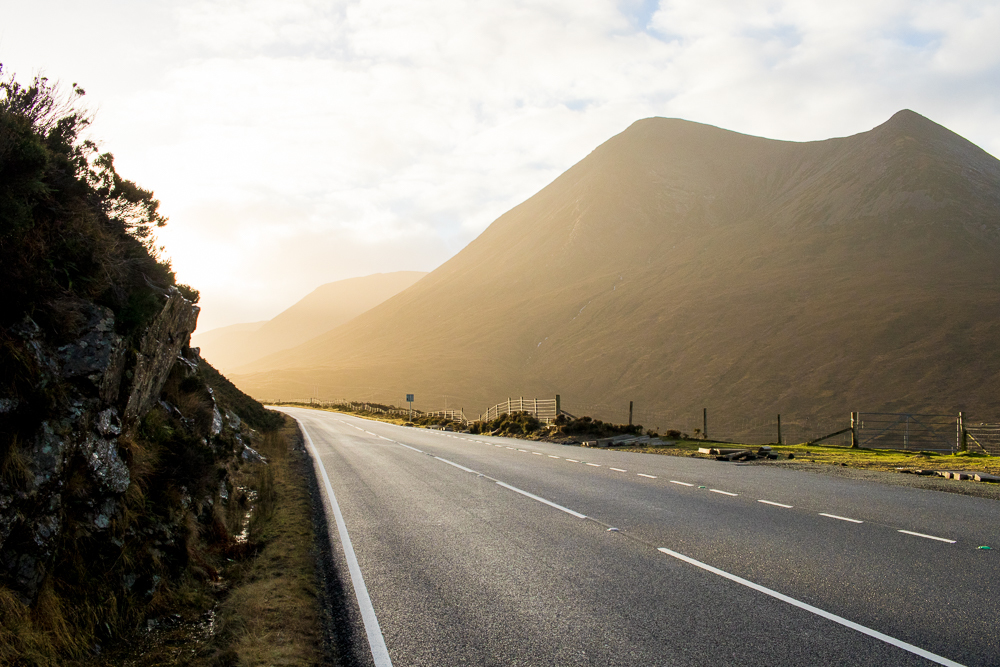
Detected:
left=819, top=513, right=864, bottom=524
left=898, top=530, right=957, bottom=544
left=710, top=489, right=738, bottom=496
left=397, top=443, right=423, bottom=453
left=670, top=480, right=694, bottom=486
left=495, top=481, right=588, bottom=519
left=299, top=423, right=394, bottom=667
left=434, top=457, right=479, bottom=474
left=758, top=499, right=793, bottom=508
left=656, top=547, right=964, bottom=667
left=638, top=473, right=657, bottom=479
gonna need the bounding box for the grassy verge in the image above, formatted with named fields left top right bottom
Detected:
left=207, top=417, right=328, bottom=666
left=277, top=402, right=999, bottom=476
left=616, top=440, right=1000, bottom=474
left=76, top=416, right=332, bottom=667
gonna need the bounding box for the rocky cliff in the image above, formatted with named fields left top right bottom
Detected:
left=0, top=69, right=284, bottom=661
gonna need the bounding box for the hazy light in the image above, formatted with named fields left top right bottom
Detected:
left=3, top=0, right=997, bottom=330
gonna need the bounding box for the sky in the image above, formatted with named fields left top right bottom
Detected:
left=3, top=0, right=999, bottom=332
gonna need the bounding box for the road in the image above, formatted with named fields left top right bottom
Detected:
left=276, top=407, right=999, bottom=667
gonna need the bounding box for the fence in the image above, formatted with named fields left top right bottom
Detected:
left=426, top=409, right=470, bottom=423
left=964, top=423, right=1000, bottom=456
left=480, top=396, right=561, bottom=424
left=855, top=413, right=960, bottom=452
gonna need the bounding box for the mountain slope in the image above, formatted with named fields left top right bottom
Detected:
left=194, top=271, right=426, bottom=372
left=232, top=111, right=1000, bottom=423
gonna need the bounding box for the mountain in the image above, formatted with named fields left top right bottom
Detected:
left=193, top=271, right=427, bottom=373
left=231, top=111, right=1000, bottom=427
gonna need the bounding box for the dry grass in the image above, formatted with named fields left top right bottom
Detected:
left=210, top=419, right=327, bottom=666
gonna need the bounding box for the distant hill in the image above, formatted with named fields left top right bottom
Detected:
left=194, top=271, right=426, bottom=373
left=231, top=111, right=1000, bottom=426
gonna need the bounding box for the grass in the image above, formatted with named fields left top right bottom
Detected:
left=616, top=439, right=1000, bottom=474
left=209, top=419, right=327, bottom=666
left=42, top=416, right=333, bottom=667
left=286, top=402, right=999, bottom=476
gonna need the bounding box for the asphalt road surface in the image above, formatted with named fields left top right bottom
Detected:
left=276, top=407, right=999, bottom=667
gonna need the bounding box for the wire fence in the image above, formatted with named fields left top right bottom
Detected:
left=562, top=402, right=851, bottom=446
left=856, top=413, right=960, bottom=453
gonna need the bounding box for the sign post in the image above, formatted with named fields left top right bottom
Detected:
left=406, top=394, right=414, bottom=420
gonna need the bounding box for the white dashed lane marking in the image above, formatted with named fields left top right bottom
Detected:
left=820, top=513, right=864, bottom=524
left=758, top=500, right=793, bottom=508
left=710, top=489, right=738, bottom=497
left=566, top=459, right=580, bottom=463
left=898, top=530, right=956, bottom=544
left=610, top=468, right=627, bottom=472
left=586, top=463, right=601, bottom=467
left=670, top=480, right=694, bottom=487
left=548, top=455, right=560, bottom=459
left=638, top=473, right=657, bottom=479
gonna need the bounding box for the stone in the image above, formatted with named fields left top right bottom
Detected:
left=974, top=473, right=1000, bottom=483
left=123, top=289, right=200, bottom=429
left=81, top=435, right=130, bottom=494
left=96, top=408, right=121, bottom=437
left=56, top=304, right=121, bottom=386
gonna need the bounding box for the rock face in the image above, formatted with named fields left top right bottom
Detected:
left=0, top=288, right=245, bottom=604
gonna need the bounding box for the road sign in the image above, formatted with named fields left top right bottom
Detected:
left=406, top=394, right=414, bottom=402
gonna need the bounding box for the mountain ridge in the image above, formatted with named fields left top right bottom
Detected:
left=232, top=111, right=1000, bottom=423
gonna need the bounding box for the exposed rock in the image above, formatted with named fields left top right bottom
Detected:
left=82, top=435, right=130, bottom=494
left=57, top=304, right=121, bottom=385
left=123, top=289, right=200, bottom=429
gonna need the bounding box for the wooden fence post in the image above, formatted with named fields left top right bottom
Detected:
left=555, top=395, right=561, bottom=416
left=851, top=412, right=859, bottom=448
left=629, top=401, right=634, bottom=426
left=777, top=414, right=782, bottom=445
left=958, top=412, right=966, bottom=452
left=703, top=408, right=708, bottom=440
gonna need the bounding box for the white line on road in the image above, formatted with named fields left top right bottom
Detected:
left=434, top=457, right=479, bottom=474
left=566, top=459, right=580, bottom=463
left=610, top=468, right=627, bottom=472
left=657, top=547, right=965, bottom=667
left=898, top=530, right=956, bottom=544
left=670, top=480, right=694, bottom=486
left=637, top=473, right=657, bottom=479
left=506, top=447, right=515, bottom=450
left=548, top=455, right=560, bottom=459
left=518, top=449, right=529, bottom=452
left=758, top=500, right=793, bottom=508
left=299, top=423, right=394, bottom=667
left=710, top=489, right=738, bottom=496
left=532, top=452, right=543, bottom=455
left=397, top=443, right=423, bottom=453
left=586, top=463, right=601, bottom=467
left=819, top=513, right=864, bottom=524
left=495, top=482, right=587, bottom=519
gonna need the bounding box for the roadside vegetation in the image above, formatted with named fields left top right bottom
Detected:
left=283, top=402, right=999, bottom=477
left=75, top=415, right=330, bottom=667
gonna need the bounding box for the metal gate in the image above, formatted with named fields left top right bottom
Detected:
left=964, top=423, right=1000, bottom=456
left=856, top=413, right=958, bottom=452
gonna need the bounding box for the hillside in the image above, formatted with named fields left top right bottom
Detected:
left=193, top=271, right=426, bottom=373
left=231, top=110, right=1000, bottom=426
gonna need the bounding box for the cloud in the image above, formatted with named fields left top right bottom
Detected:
left=5, top=0, right=999, bottom=332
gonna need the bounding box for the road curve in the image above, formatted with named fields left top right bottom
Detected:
left=277, top=407, right=999, bottom=667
